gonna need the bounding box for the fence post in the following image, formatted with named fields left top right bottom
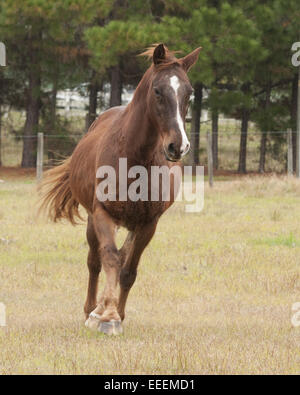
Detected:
left=287, top=129, right=293, bottom=176
left=36, top=132, right=44, bottom=182
left=207, top=131, right=213, bottom=187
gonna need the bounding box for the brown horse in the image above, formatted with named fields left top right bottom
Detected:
left=40, top=44, right=201, bottom=335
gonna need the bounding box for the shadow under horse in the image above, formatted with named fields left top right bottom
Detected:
left=40, top=44, right=201, bottom=335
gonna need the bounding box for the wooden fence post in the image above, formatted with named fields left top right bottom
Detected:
left=36, top=132, right=44, bottom=183
left=287, top=129, right=293, bottom=176
left=207, top=131, right=213, bottom=187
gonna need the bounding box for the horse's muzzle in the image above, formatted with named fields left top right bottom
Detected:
left=164, top=142, right=190, bottom=162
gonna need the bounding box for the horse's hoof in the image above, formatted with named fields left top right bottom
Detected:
left=99, top=320, right=123, bottom=336
left=85, top=312, right=101, bottom=331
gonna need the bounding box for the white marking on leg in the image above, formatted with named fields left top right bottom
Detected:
left=170, top=75, right=190, bottom=155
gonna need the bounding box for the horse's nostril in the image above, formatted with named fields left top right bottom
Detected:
left=168, top=143, right=176, bottom=155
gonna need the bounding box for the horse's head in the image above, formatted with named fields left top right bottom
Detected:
left=148, top=44, right=201, bottom=162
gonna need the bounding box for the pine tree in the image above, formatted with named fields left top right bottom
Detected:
left=0, top=0, right=100, bottom=167
left=85, top=1, right=158, bottom=108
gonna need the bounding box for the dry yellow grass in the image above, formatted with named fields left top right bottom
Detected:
left=0, top=175, right=300, bottom=374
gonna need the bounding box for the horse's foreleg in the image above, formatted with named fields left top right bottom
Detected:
left=118, top=220, right=157, bottom=322
left=84, top=216, right=101, bottom=319
left=85, top=206, right=122, bottom=335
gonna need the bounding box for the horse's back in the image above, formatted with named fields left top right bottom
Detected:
left=88, top=106, right=126, bottom=134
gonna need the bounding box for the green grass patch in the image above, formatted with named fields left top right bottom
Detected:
left=252, top=232, right=300, bottom=248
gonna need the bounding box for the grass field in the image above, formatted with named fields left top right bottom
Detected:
left=0, top=172, right=300, bottom=374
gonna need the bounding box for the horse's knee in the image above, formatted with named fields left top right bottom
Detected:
left=100, top=244, right=121, bottom=267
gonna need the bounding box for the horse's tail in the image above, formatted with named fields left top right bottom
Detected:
left=38, top=157, right=83, bottom=225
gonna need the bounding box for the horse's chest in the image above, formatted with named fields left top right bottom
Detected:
left=103, top=200, right=166, bottom=230
left=97, top=156, right=181, bottom=230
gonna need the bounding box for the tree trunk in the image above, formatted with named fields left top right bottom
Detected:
left=212, top=109, right=219, bottom=169
left=259, top=82, right=271, bottom=173
left=291, top=72, right=298, bottom=172
left=21, top=29, right=41, bottom=168
left=238, top=108, right=249, bottom=174
left=0, top=104, right=2, bottom=167
left=0, top=75, right=3, bottom=166
left=21, top=67, right=41, bottom=168
left=109, top=64, right=122, bottom=108
left=47, top=73, right=58, bottom=166
left=259, top=132, right=267, bottom=173
left=190, top=83, right=203, bottom=166
left=50, top=72, right=58, bottom=131
left=86, top=74, right=99, bottom=132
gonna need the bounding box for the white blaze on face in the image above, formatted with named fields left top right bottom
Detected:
left=170, top=75, right=190, bottom=155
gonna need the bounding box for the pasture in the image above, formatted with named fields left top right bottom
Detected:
left=0, top=172, right=300, bottom=374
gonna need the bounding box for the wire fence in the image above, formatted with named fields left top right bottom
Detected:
left=0, top=130, right=294, bottom=174
left=197, top=130, right=291, bottom=173
left=0, top=134, right=80, bottom=167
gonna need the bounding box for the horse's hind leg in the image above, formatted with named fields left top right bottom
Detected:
left=84, top=215, right=101, bottom=319
left=85, top=206, right=122, bottom=335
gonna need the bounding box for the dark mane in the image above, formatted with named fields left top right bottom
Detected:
left=140, top=44, right=181, bottom=69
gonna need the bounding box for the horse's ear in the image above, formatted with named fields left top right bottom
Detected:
left=180, top=47, right=202, bottom=72
left=153, top=44, right=166, bottom=65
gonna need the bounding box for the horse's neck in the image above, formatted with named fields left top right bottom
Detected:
left=121, top=72, right=160, bottom=164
